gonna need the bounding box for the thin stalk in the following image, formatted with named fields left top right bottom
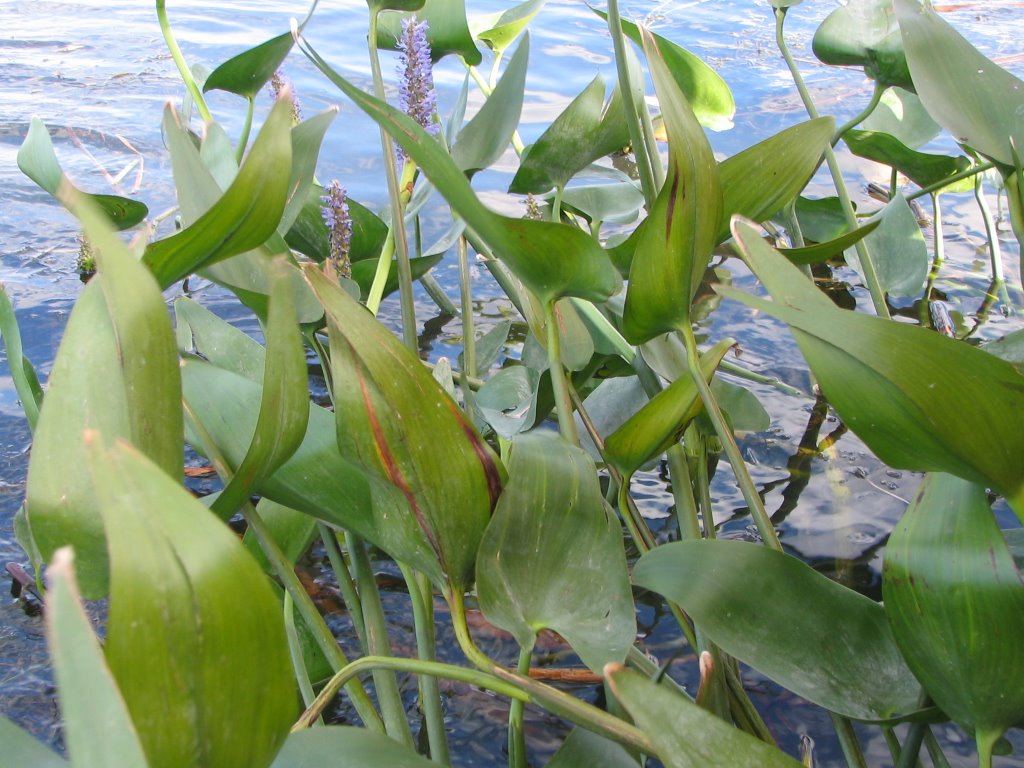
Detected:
left=893, top=722, right=927, bottom=768
left=923, top=728, right=952, bottom=768
left=347, top=532, right=415, bottom=747
left=448, top=588, right=503, bottom=672
left=458, top=234, right=478, bottom=416
left=906, top=161, right=996, bottom=203
left=721, top=655, right=777, bottom=745
left=774, top=7, right=889, bottom=319
left=667, top=443, right=702, bottom=540
left=829, top=713, right=868, bottom=768
left=508, top=646, right=532, bottom=768
left=692, top=427, right=716, bottom=538
left=783, top=199, right=814, bottom=280
left=317, top=523, right=367, bottom=650
left=679, top=326, right=781, bottom=551
left=367, top=9, right=417, bottom=350
left=156, top=0, right=212, bottom=123
left=976, top=730, right=998, bottom=768
left=399, top=564, right=450, bottom=765
left=638, top=92, right=665, bottom=189
left=975, top=174, right=1005, bottom=283
left=831, top=82, right=884, bottom=145
left=605, top=0, right=657, bottom=207
left=236, top=96, right=255, bottom=164
left=284, top=591, right=320, bottom=714
left=544, top=300, right=580, bottom=445
left=366, top=160, right=417, bottom=318
left=718, top=359, right=807, bottom=398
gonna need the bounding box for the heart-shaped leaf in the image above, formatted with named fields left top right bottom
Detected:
left=284, top=186, right=388, bottom=264
left=377, top=0, right=481, bottom=64
left=633, top=539, right=923, bottom=721
left=204, top=32, right=294, bottom=99
left=862, top=87, right=941, bottom=149
left=476, top=432, right=635, bottom=672
left=813, top=0, right=912, bottom=89
left=883, top=472, right=1024, bottom=750
left=778, top=219, right=880, bottom=265
left=849, top=193, right=928, bottom=297
left=843, top=129, right=971, bottom=188
left=473, top=0, right=545, bottom=54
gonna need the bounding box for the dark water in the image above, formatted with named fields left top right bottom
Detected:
left=2, top=0, right=1023, bottom=764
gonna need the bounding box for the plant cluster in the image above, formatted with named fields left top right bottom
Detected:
left=1, top=0, right=1023, bottom=766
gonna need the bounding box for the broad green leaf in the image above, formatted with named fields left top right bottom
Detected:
left=17, top=117, right=148, bottom=229
left=210, top=261, right=309, bottom=519
left=884, top=473, right=1024, bottom=747
left=546, top=727, right=638, bottom=768
left=850, top=193, right=928, bottom=297
left=812, top=0, right=912, bottom=89
left=476, top=432, right=635, bottom=672
left=862, top=87, right=940, bottom=149
left=45, top=548, right=148, bottom=768
left=281, top=109, right=338, bottom=236
left=378, top=0, right=482, bottom=65
left=0, top=285, right=42, bottom=431
left=476, top=365, right=540, bottom=439
left=983, top=328, right=1024, bottom=373
left=0, top=716, right=67, bottom=767
left=843, top=129, right=970, bottom=188
left=93, top=442, right=294, bottom=768
left=605, top=338, right=733, bottom=477
left=143, top=96, right=292, bottom=288
left=368, top=0, right=424, bottom=12
left=605, top=665, right=803, bottom=767
left=307, top=266, right=502, bottom=593
left=722, top=219, right=1024, bottom=516
left=299, top=36, right=616, bottom=306
left=451, top=34, right=528, bottom=175
left=174, top=297, right=265, bottom=380
left=894, top=0, right=1024, bottom=167
left=473, top=0, right=546, bottom=54
left=622, top=30, right=722, bottom=343
left=712, top=377, right=770, bottom=433
left=350, top=253, right=443, bottom=301
left=509, top=75, right=630, bottom=194
left=284, top=186, right=389, bottom=264
left=461, top=319, right=512, bottom=377
left=204, top=32, right=294, bottom=99
left=26, top=191, right=182, bottom=598
left=790, top=195, right=850, bottom=243
left=561, top=181, right=644, bottom=226
left=595, top=12, right=735, bottom=131
left=272, top=727, right=435, bottom=767
left=777, top=219, right=880, bottom=265
left=633, top=539, right=922, bottom=720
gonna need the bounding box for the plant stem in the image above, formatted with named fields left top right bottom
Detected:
left=236, top=96, right=255, bottom=164
left=156, top=0, right=213, bottom=123
left=283, top=591, right=319, bottom=713
left=508, top=646, right=532, bottom=768
left=774, top=7, right=889, bottom=319
left=831, top=82, right=884, bottom=145
left=318, top=524, right=367, bottom=649
left=829, top=712, right=868, bottom=768
left=366, top=159, right=417, bottom=320
left=904, top=161, right=995, bottom=202
left=458, top=233, right=478, bottom=416
left=544, top=300, right=580, bottom=445
left=975, top=174, right=1005, bottom=283
left=668, top=443, right=703, bottom=540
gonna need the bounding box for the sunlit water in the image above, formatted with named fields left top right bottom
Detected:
left=1, top=0, right=1023, bottom=764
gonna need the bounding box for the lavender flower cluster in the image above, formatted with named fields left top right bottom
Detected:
left=397, top=17, right=439, bottom=149
left=321, top=180, right=352, bottom=279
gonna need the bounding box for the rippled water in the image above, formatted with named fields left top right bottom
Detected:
left=2, top=0, right=1023, bottom=764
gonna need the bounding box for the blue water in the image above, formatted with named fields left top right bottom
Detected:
left=1, top=0, right=1022, bottom=764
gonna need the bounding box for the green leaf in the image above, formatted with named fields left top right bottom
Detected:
left=983, top=328, right=1024, bottom=373
left=546, top=727, right=638, bottom=768
left=894, top=0, right=1024, bottom=167
left=204, top=32, right=294, bottom=99
left=45, top=548, right=148, bottom=768
left=475, top=365, right=540, bottom=440
left=622, top=30, right=722, bottom=343
left=451, top=34, right=528, bottom=175
left=633, top=539, right=922, bottom=721
left=476, top=432, right=635, bottom=671
left=812, top=0, right=912, bottom=89
left=862, top=87, right=940, bottom=149
left=722, top=219, right=1024, bottom=516
left=510, top=76, right=630, bottom=194
left=285, top=186, right=389, bottom=264
left=272, top=727, right=435, bottom=767
left=883, top=473, right=1024, bottom=744
left=367, top=0, right=424, bottom=12
left=93, top=441, right=294, bottom=768
left=17, top=117, right=149, bottom=230
left=844, top=129, right=971, bottom=188
left=712, top=377, right=770, bottom=433
left=307, top=266, right=502, bottom=593
left=281, top=109, right=338, bottom=236
left=209, top=261, right=309, bottom=518
left=473, top=0, right=546, bottom=54
left=143, top=96, right=292, bottom=288
left=778, top=219, right=880, bottom=265
left=790, top=196, right=851, bottom=243
left=595, top=12, right=735, bottom=132
left=25, top=191, right=182, bottom=598
left=605, top=338, right=733, bottom=477
left=377, top=0, right=481, bottom=65
left=0, top=285, right=42, bottom=431
left=849, top=193, right=928, bottom=297
left=299, top=36, right=616, bottom=306
left=561, top=181, right=644, bottom=225
left=0, top=716, right=67, bottom=767
left=350, top=253, right=443, bottom=302
left=605, top=664, right=804, bottom=767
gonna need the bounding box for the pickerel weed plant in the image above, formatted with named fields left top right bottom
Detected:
left=2, top=0, right=1023, bottom=766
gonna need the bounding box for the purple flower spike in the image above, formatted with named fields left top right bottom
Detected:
left=321, top=180, right=353, bottom=279
left=397, top=17, right=439, bottom=152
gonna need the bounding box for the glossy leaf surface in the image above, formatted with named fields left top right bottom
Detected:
left=622, top=30, right=722, bottom=343
left=308, top=266, right=502, bottom=593
left=862, top=87, right=940, bottom=149
left=17, top=117, right=148, bottom=229
left=474, top=0, right=546, bottom=53
left=778, top=219, right=879, bottom=265
left=723, top=219, right=1024, bottom=515
left=843, top=129, right=970, bottom=188
left=46, top=549, right=148, bottom=768
left=299, top=37, right=616, bottom=305
left=606, top=665, right=803, bottom=767
left=94, top=442, right=294, bottom=768
left=633, top=539, right=922, bottom=720
left=895, top=0, right=1024, bottom=167
left=204, top=32, right=294, bottom=99
left=852, top=193, right=928, bottom=297
left=546, top=727, right=638, bottom=768
left=812, top=0, right=912, bottom=88
left=377, top=0, right=481, bottom=64
left=883, top=473, right=1024, bottom=741
left=476, top=432, right=635, bottom=672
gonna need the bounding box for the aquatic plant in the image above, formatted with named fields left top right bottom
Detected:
left=1, top=0, right=1023, bottom=767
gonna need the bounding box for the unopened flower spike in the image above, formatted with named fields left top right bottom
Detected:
left=397, top=17, right=439, bottom=156
left=269, top=70, right=302, bottom=124
left=321, top=180, right=352, bottom=279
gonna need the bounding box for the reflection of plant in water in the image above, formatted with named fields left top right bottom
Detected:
left=1, top=0, right=1023, bottom=766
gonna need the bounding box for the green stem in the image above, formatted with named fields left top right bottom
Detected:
left=774, top=7, right=889, bottom=319
left=367, top=9, right=417, bottom=351
left=508, top=646, right=532, bottom=768
left=605, top=0, right=657, bottom=207
left=718, top=359, right=807, bottom=398
left=448, top=588, right=502, bottom=672
left=893, top=721, right=927, bottom=768
left=667, top=443, right=702, bottom=540
left=544, top=299, right=580, bottom=445
left=458, top=233, right=478, bottom=415
left=236, top=96, right=255, bottom=164
left=829, top=712, right=868, bottom=768
left=679, top=326, right=781, bottom=551
left=905, top=161, right=995, bottom=202
left=975, top=174, right=1005, bottom=283
left=155, top=0, right=212, bottom=123
left=923, top=727, right=952, bottom=768
left=975, top=729, right=999, bottom=768
left=317, top=523, right=367, bottom=650
left=284, top=591, right=319, bottom=714
left=366, top=159, right=417, bottom=319
left=831, top=82, right=885, bottom=145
